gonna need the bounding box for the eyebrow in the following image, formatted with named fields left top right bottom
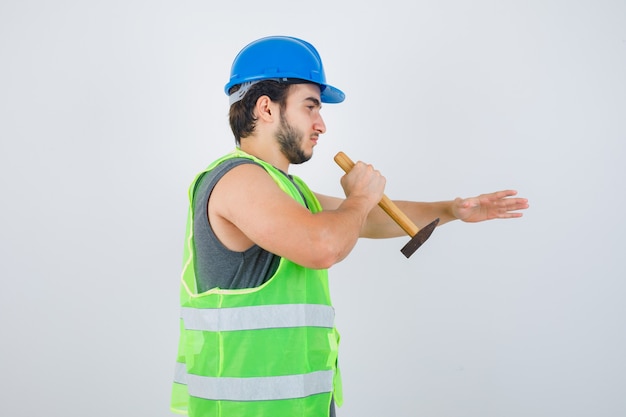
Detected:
left=304, top=97, right=322, bottom=108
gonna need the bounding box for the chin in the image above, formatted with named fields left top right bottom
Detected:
left=290, top=152, right=313, bottom=165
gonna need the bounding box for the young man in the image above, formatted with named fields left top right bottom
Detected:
left=171, top=36, right=529, bottom=417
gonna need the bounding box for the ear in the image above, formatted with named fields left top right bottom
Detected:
left=255, top=95, right=278, bottom=123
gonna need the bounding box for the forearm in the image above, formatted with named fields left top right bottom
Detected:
left=308, top=195, right=379, bottom=266
left=361, top=200, right=457, bottom=238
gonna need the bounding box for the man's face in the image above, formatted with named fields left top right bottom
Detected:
left=275, top=83, right=326, bottom=165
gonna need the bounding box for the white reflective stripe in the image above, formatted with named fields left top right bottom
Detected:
left=181, top=304, right=334, bottom=331
left=173, top=361, right=187, bottom=385
left=185, top=370, right=334, bottom=401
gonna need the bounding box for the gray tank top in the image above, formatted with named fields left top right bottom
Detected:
left=192, top=158, right=280, bottom=292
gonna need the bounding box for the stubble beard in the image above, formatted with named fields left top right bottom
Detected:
left=276, top=113, right=312, bottom=165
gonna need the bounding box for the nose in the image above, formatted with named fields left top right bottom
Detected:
left=314, top=113, right=326, bottom=134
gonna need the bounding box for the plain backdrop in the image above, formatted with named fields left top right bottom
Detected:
left=1, top=1, right=625, bottom=416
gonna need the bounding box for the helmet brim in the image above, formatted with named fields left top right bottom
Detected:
left=320, top=84, right=345, bottom=104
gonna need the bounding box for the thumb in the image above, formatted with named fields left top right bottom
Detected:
left=455, top=197, right=470, bottom=208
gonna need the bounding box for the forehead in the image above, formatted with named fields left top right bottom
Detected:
left=287, top=83, right=322, bottom=101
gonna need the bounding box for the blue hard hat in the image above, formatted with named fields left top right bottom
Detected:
left=224, top=36, right=345, bottom=104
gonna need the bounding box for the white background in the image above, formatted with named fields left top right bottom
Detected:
left=1, top=1, right=625, bottom=416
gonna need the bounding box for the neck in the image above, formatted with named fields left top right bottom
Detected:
left=239, top=137, right=290, bottom=172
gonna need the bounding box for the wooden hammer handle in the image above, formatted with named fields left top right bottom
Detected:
left=334, top=151, right=420, bottom=237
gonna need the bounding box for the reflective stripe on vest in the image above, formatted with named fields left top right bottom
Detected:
left=174, top=362, right=333, bottom=401
left=180, top=303, right=335, bottom=331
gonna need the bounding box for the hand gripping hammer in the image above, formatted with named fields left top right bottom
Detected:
left=334, top=151, right=440, bottom=258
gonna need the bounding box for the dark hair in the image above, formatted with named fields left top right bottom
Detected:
left=228, top=80, right=292, bottom=145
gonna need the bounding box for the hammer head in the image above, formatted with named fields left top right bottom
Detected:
left=400, top=218, right=440, bottom=258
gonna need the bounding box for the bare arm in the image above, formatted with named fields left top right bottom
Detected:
left=315, top=190, right=529, bottom=239
left=210, top=163, right=385, bottom=269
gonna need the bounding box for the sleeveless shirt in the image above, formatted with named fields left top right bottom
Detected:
left=192, top=158, right=280, bottom=292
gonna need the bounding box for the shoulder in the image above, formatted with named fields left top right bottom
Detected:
left=215, top=161, right=273, bottom=189
left=211, top=162, right=290, bottom=210
left=206, top=162, right=281, bottom=253
left=208, top=162, right=314, bottom=256
left=206, top=157, right=262, bottom=182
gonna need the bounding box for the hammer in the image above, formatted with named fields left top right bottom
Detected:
left=334, top=151, right=440, bottom=258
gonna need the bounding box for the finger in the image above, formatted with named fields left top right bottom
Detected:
left=492, top=189, right=518, bottom=199
left=498, top=212, right=524, bottom=219
left=503, top=198, right=529, bottom=209
left=499, top=201, right=528, bottom=216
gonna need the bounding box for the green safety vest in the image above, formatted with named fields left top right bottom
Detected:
left=171, top=149, right=342, bottom=417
